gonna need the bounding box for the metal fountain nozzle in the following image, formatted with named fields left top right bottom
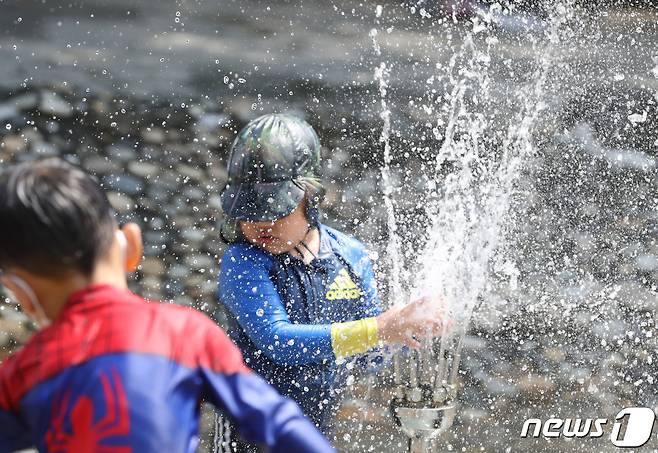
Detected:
left=391, top=382, right=457, bottom=453
left=390, top=326, right=465, bottom=453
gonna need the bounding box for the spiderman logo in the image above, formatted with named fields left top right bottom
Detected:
left=45, top=369, right=131, bottom=453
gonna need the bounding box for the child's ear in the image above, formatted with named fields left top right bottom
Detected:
left=121, top=223, right=143, bottom=273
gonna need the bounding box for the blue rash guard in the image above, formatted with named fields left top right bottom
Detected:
left=218, top=224, right=382, bottom=427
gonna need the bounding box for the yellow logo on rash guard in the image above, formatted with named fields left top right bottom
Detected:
left=326, top=269, right=363, bottom=300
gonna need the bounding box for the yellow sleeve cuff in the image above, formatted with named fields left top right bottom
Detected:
left=330, top=317, right=379, bottom=359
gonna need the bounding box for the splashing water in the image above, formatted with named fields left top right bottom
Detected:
left=418, top=0, right=574, bottom=327
left=372, top=12, right=404, bottom=308
left=374, top=0, right=577, bottom=402
left=374, top=60, right=405, bottom=308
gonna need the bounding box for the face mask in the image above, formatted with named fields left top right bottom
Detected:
left=5, top=274, right=51, bottom=329
left=3, top=231, right=129, bottom=329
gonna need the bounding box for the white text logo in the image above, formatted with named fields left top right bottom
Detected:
left=521, top=407, right=656, bottom=448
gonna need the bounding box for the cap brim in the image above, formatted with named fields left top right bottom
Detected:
left=220, top=181, right=305, bottom=221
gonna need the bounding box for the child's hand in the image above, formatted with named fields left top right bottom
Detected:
left=376, top=296, right=453, bottom=348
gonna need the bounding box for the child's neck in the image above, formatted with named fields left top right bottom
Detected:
left=41, top=262, right=127, bottom=321
left=291, top=227, right=320, bottom=264
left=18, top=265, right=127, bottom=323
left=89, top=260, right=128, bottom=290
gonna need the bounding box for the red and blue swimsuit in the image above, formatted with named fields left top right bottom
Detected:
left=0, top=284, right=332, bottom=453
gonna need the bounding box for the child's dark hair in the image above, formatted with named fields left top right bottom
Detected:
left=0, top=158, right=116, bottom=277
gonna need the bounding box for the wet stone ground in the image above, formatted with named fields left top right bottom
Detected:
left=3, top=1, right=658, bottom=452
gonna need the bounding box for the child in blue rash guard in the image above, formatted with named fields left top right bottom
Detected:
left=217, top=114, right=447, bottom=432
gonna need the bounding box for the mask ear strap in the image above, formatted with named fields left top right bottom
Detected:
left=299, top=240, right=318, bottom=260
left=6, top=275, right=51, bottom=328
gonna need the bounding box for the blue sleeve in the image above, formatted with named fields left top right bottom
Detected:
left=218, top=246, right=335, bottom=366
left=0, top=409, right=32, bottom=452
left=202, top=369, right=334, bottom=453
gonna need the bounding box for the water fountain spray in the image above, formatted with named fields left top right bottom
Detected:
left=372, top=2, right=574, bottom=451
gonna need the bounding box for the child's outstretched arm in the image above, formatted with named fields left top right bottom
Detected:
left=219, top=245, right=448, bottom=364
left=219, top=247, right=382, bottom=365
left=196, top=318, right=334, bottom=452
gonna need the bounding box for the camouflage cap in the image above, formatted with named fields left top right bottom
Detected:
left=220, top=113, right=322, bottom=221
